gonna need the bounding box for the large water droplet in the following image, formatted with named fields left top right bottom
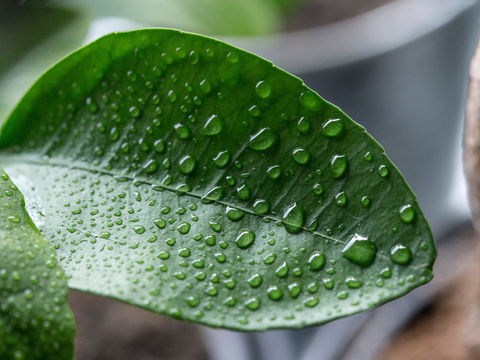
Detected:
left=177, top=222, right=191, bottom=234
left=282, top=203, right=304, bottom=234
left=345, top=277, right=363, bottom=288
left=154, top=139, right=165, bottom=153
left=245, top=298, right=260, bottom=310
left=267, top=165, right=282, bottom=180
left=289, top=283, right=301, bottom=298
left=248, top=274, right=263, bottom=288
left=292, top=148, right=311, bottom=165
left=399, top=204, right=416, bottom=223
left=335, top=192, right=348, bottom=208
left=331, top=155, right=348, bottom=179
left=249, top=128, right=279, bottom=151
left=322, top=119, right=345, bottom=138
left=237, top=184, right=251, bottom=201
left=235, top=229, right=255, bottom=249
left=390, top=244, right=412, bottom=265
left=202, top=115, right=223, bottom=136
left=178, top=247, right=191, bottom=258
left=144, top=160, right=159, bottom=174
left=133, top=225, right=146, bottom=234
left=342, top=234, right=377, bottom=267
left=275, top=262, right=289, bottom=278
left=178, top=155, right=196, bottom=175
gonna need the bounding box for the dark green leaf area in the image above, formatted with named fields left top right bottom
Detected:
left=0, top=29, right=435, bottom=330
left=0, top=169, right=75, bottom=359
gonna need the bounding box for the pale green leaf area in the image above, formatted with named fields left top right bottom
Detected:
left=0, top=169, right=75, bottom=359
left=0, top=29, right=435, bottom=331
left=61, top=0, right=282, bottom=36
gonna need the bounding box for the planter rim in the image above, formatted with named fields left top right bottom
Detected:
left=221, top=0, right=477, bottom=73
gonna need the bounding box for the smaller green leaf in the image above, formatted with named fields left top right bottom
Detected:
left=0, top=168, right=75, bottom=359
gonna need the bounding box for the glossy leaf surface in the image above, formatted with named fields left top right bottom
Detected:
left=0, top=29, right=435, bottom=330
left=0, top=169, right=75, bottom=359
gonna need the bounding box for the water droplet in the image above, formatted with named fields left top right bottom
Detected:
left=335, top=192, right=348, bottom=208
left=213, top=150, right=230, bottom=168
left=330, top=155, right=348, bottom=179
left=365, top=152, right=373, bottom=161
left=202, top=115, right=223, bottom=136
left=299, top=90, right=321, bottom=111
left=200, top=79, right=212, bottom=94
left=255, top=80, right=272, bottom=99
left=399, top=204, right=416, bottom=223
left=282, top=203, right=304, bottom=234
left=249, top=105, right=261, bottom=117
left=109, top=127, right=120, bottom=142
left=304, top=297, right=319, bottom=307
left=263, top=253, right=276, bottom=264
left=378, top=165, right=389, bottom=177
left=245, top=298, right=260, bottom=310
left=276, top=262, right=289, bottom=278
left=292, top=149, right=314, bottom=168
left=215, top=253, right=227, bottom=263
left=8, top=216, right=20, bottom=223
left=322, top=119, right=345, bottom=138
left=267, top=165, right=282, bottom=180
left=132, top=225, right=145, bottom=234
left=166, top=238, right=176, bottom=246
left=267, top=286, right=283, bottom=301
left=177, top=222, right=190, bottom=234
left=129, top=106, right=141, bottom=118
left=253, top=199, right=270, bottom=214
left=323, top=278, right=334, bottom=290
left=226, top=207, right=244, bottom=222
left=308, top=252, right=326, bottom=271
left=361, top=196, right=371, bottom=207
left=193, top=259, right=204, bottom=268
left=205, top=235, right=216, bottom=246
left=87, top=97, right=98, bottom=113
left=249, top=128, right=279, bottom=151
left=178, top=155, right=196, bottom=175
left=174, top=123, right=192, bottom=140
left=346, top=277, right=363, bottom=288
left=154, top=139, right=165, bottom=153
left=157, top=251, right=170, bottom=259
left=209, top=222, right=222, bottom=232
left=235, top=229, right=255, bottom=249
left=288, top=283, right=301, bottom=298
left=342, top=234, right=377, bottom=267
left=223, top=296, right=236, bottom=306
left=237, top=184, right=251, bottom=201
left=227, top=51, right=239, bottom=63
left=147, top=235, right=157, bottom=243
left=144, top=160, right=159, bottom=174
left=313, top=183, right=323, bottom=195
left=297, top=117, right=311, bottom=134
left=205, top=286, right=217, bottom=296
left=380, top=268, right=392, bottom=278
left=178, top=247, right=191, bottom=258
left=390, top=244, right=412, bottom=265
left=186, top=296, right=199, bottom=307
left=337, top=291, right=348, bottom=299
left=248, top=274, right=263, bottom=288
left=226, top=176, right=236, bottom=187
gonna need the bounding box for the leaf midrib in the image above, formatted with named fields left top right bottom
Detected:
left=0, top=154, right=349, bottom=243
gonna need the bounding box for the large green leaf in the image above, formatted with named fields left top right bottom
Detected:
left=0, top=29, right=435, bottom=330
left=0, top=168, right=75, bottom=359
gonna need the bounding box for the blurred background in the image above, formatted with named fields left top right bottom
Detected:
left=2, top=0, right=480, bottom=359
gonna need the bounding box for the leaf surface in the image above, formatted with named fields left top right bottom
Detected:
left=0, top=168, right=75, bottom=359
left=0, top=29, right=436, bottom=330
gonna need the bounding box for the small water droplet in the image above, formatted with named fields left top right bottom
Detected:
left=263, top=253, right=276, bottom=264
left=209, top=222, right=222, bottom=232
left=361, top=196, right=371, bottom=207
left=226, top=176, right=236, bottom=187
left=154, top=139, right=165, bottom=153
left=201, top=186, right=224, bottom=204
left=249, top=105, right=261, bottom=117
left=157, top=251, right=170, bottom=259
left=253, top=199, right=270, bottom=214
left=297, top=117, right=311, bottom=134
left=292, top=148, right=311, bottom=165
left=331, top=155, right=348, bottom=179
left=308, top=252, right=326, bottom=271
left=129, top=106, right=141, bottom=118
left=335, top=192, right=348, bottom=208
left=200, top=79, right=212, bottom=94
left=178, top=247, right=191, bottom=258
left=299, top=90, right=321, bottom=111
left=249, top=128, right=279, bottom=151
left=245, top=298, right=260, bottom=310
left=213, top=150, right=230, bottom=168
left=133, top=225, right=145, bottom=234
left=267, top=286, right=283, bottom=301
left=87, top=97, right=98, bottom=113
left=178, top=155, right=196, bottom=175
left=205, top=235, right=216, bottom=246
left=237, top=184, right=251, bottom=201
left=177, top=222, right=191, bottom=234
left=174, top=123, right=192, bottom=140
left=390, top=244, right=412, bottom=265
left=365, top=152, right=373, bottom=161
left=378, top=165, right=389, bottom=177
left=276, top=262, right=289, bottom=278
left=322, top=119, right=345, bottom=138
left=226, top=207, right=245, bottom=222
left=304, top=297, right=319, bottom=307
left=202, top=115, right=223, bottom=136
left=255, top=80, right=272, bottom=99
left=144, top=160, right=159, bottom=174
left=288, top=283, right=301, bottom=298
left=346, top=277, right=363, bottom=288
left=248, top=274, right=263, bottom=288
left=313, top=183, right=323, bottom=195
left=235, top=229, right=255, bottom=249
left=8, top=216, right=20, bottom=223
left=399, top=204, right=416, bottom=223
left=282, top=203, right=304, bottom=234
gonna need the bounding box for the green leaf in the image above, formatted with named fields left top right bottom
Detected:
left=0, top=168, right=75, bottom=359
left=0, top=29, right=436, bottom=331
